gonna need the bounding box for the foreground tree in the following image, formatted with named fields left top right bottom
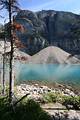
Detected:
left=0, top=0, right=20, bottom=103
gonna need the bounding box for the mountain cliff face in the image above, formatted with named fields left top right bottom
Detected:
left=15, top=10, right=80, bottom=55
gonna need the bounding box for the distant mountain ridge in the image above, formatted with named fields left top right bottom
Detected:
left=14, top=10, right=80, bottom=55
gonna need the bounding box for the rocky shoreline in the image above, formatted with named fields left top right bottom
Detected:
left=16, top=82, right=80, bottom=98
left=15, top=83, right=80, bottom=120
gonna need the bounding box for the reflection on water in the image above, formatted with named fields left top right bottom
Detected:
left=15, top=62, right=80, bottom=86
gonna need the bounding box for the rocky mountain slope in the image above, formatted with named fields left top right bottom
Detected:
left=27, top=46, right=80, bottom=64
left=14, top=10, right=80, bottom=55
left=0, top=40, right=31, bottom=63
left=0, top=40, right=79, bottom=64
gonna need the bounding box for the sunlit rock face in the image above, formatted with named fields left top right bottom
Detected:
left=15, top=10, right=80, bottom=55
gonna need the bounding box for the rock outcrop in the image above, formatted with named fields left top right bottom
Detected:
left=14, top=10, right=80, bottom=55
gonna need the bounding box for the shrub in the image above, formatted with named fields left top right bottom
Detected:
left=62, top=96, right=80, bottom=110
left=0, top=97, right=52, bottom=120
left=43, top=92, right=57, bottom=103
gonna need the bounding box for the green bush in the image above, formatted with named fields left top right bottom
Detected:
left=42, top=92, right=80, bottom=110
left=43, top=92, right=57, bottom=103
left=62, top=96, right=80, bottom=110
left=0, top=96, right=13, bottom=120
left=0, top=97, right=52, bottom=120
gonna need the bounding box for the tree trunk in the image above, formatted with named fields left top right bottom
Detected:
left=2, top=38, right=6, bottom=95
left=9, top=0, right=14, bottom=103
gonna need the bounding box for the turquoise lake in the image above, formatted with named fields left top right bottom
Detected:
left=15, top=62, right=80, bottom=86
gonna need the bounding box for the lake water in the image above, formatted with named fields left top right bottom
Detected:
left=15, top=62, right=80, bottom=86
